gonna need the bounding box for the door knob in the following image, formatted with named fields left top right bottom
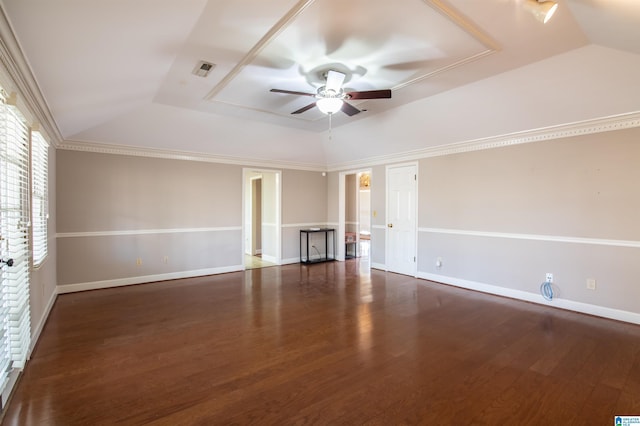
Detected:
left=387, top=223, right=393, bottom=228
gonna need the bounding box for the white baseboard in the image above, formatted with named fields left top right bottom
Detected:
left=371, top=262, right=386, bottom=271
left=261, top=255, right=278, bottom=264
left=280, top=257, right=301, bottom=265
left=57, top=265, right=244, bottom=294
left=29, top=287, right=58, bottom=355
left=417, top=272, right=640, bottom=325
left=1, top=368, right=20, bottom=410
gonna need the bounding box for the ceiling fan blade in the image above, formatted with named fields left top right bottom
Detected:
left=341, top=101, right=361, bottom=117
left=270, top=88, right=316, bottom=97
left=291, top=102, right=317, bottom=115
left=325, top=70, right=345, bottom=93
left=346, top=89, right=392, bottom=100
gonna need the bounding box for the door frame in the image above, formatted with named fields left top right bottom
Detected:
left=249, top=175, right=262, bottom=256
left=242, top=168, right=282, bottom=268
left=385, top=162, right=418, bottom=277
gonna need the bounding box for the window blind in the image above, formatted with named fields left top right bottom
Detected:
left=31, top=131, right=48, bottom=267
left=0, top=93, right=31, bottom=395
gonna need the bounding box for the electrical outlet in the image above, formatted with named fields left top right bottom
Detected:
left=163, top=256, right=169, bottom=264
left=136, top=258, right=142, bottom=266
left=587, top=278, right=596, bottom=290
left=545, top=273, right=553, bottom=283
left=436, top=257, right=442, bottom=268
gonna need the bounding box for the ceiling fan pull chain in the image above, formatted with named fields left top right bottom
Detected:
left=329, top=112, right=333, bottom=141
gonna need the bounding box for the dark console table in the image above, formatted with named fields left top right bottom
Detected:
left=300, top=228, right=335, bottom=264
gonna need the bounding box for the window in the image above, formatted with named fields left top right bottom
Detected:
left=31, top=131, right=48, bottom=267
left=0, top=91, right=31, bottom=395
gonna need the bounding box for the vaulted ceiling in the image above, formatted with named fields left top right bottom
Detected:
left=2, top=0, right=640, bottom=169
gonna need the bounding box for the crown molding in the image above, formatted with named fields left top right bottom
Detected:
left=60, top=110, right=640, bottom=172
left=58, top=139, right=327, bottom=172
left=327, top=111, right=640, bottom=171
left=0, top=5, right=62, bottom=145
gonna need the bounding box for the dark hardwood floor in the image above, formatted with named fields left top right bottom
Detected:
left=2, top=260, right=640, bottom=425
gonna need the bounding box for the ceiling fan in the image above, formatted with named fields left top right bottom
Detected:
left=270, top=70, right=391, bottom=116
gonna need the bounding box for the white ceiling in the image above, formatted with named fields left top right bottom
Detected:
left=2, top=0, right=640, bottom=168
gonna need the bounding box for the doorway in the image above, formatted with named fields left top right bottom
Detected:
left=339, top=169, right=372, bottom=265
left=243, top=169, right=282, bottom=269
left=357, top=171, right=371, bottom=260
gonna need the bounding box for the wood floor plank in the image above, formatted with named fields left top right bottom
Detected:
left=2, top=261, right=640, bottom=425
left=615, top=351, right=640, bottom=415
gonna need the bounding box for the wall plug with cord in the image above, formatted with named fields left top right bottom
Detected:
left=541, top=274, right=554, bottom=301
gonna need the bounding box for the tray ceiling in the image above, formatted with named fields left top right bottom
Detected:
left=1, top=0, right=640, bottom=167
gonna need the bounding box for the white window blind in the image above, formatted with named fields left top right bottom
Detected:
left=0, top=92, right=31, bottom=395
left=31, top=131, right=48, bottom=267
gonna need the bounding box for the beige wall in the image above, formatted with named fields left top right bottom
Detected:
left=57, top=150, right=244, bottom=289
left=57, top=151, right=330, bottom=285
left=328, top=128, right=640, bottom=319
left=57, top=151, right=242, bottom=232
left=418, top=127, right=640, bottom=314
left=419, top=129, right=640, bottom=239
left=281, top=169, right=329, bottom=261
left=281, top=169, right=327, bottom=224
left=345, top=174, right=357, bottom=233
left=326, top=171, right=339, bottom=223
left=54, top=124, right=640, bottom=318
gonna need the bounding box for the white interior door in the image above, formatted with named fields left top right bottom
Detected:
left=386, top=164, right=417, bottom=276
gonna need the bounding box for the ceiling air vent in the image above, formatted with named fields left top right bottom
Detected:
left=192, top=60, right=215, bottom=78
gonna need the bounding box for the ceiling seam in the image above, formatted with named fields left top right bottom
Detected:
left=204, top=0, right=317, bottom=101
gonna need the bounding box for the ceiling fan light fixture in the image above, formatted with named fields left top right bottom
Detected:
left=523, top=0, right=558, bottom=24
left=316, top=97, right=344, bottom=115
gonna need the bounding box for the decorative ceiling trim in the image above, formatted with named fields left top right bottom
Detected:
left=58, top=139, right=326, bottom=172
left=0, top=5, right=62, bottom=146
left=426, top=0, right=501, bottom=51
left=327, top=111, right=640, bottom=171
left=392, top=49, right=495, bottom=91
left=205, top=0, right=501, bottom=110
left=394, top=0, right=501, bottom=91
left=204, top=0, right=317, bottom=101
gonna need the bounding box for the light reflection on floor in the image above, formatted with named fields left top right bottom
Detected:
left=244, top=255, right=277, bottom=270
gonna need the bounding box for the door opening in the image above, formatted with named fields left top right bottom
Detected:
left=339, top=168, right=372, bottom=267
left=243, top=169, right=281, bottom=269
left=358, top=171, right=371, bottom=260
